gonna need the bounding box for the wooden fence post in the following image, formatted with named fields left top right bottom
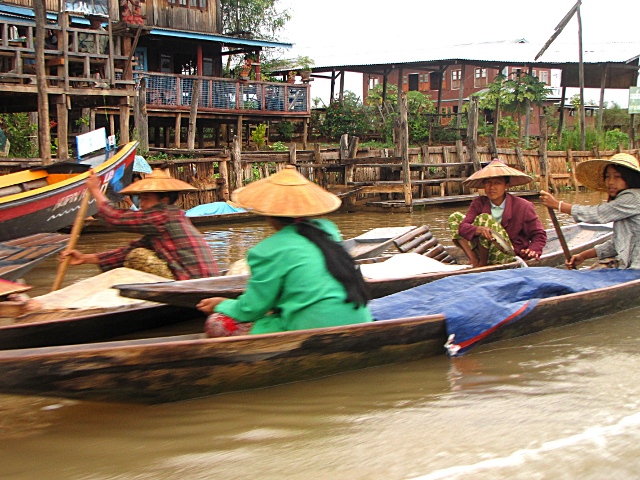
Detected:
left=398, top=92, right=412, bottom=207
left=466, top=96, right=481, bottom=172
left=568, top=149, right=578, bottom=190
left=539, top=114, right=549, bottom=192
left=218, top=159, right=229, bottom=200
left=232, top=135, right=243, bottom=190
left=289, top=142, right=297, bottom=165
left=187, top=79, right=201, bottom=150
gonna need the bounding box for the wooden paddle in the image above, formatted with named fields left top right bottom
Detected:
left=547, top=207, right=573, bottom=268
left=51, top=190, right=92, bottom=291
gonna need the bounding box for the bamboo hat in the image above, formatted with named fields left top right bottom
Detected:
left=575, top=153, right=640, bottom=192
left=462, top=159, right=532, bottom=189
left=231, top=165, right=341, bottom=217
left=119, top=168, right=196, bottom=194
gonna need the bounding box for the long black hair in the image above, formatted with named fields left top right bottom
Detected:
left=279, top=217, right=369, bottom=308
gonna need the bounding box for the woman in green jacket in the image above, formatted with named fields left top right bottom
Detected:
left=197, top=165, right=373, bottom=336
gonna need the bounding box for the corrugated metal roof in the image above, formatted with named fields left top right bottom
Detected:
left=149, top=28, right=291, bottom=49
left=310, top=39, right=640, bottom=71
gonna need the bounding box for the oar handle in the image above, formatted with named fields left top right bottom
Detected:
left=51, top=190, right=92, bottom=291
left=547, top=207, right=573, bottom=268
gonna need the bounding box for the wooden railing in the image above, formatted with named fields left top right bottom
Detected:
left=142, top=72, right=310, bottom=115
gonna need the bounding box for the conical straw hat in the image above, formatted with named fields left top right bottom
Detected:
left=462, top=159, right=532, bottom=189
left=575, top=153, right=640, bottom=192
left=231, top=165, right=341, bottom=217
left=119, top=168, right=196, bottom=194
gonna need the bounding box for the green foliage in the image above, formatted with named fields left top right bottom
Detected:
left=365, top=84, right=436, bottom=145
left=0, top=113, right=37, bottom=157
left=477, top=73, right=551, bottom=140
left=320, top=91, right=370, bottom=140
left=478, top=116, right=519, bottom=139
left=251, top=123, right=267, bottom=149
left=548, top=127, right=629, bottom=151
left=269, top=141, right=288, bottom=151
left=603, top=101, right=631, bottom=130
left=276, top=121, right=296, bottom=141
left=220, top=0, right=290, bottom=41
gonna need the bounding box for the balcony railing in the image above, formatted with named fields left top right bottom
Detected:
left=143, top=72, right=310, bottom=115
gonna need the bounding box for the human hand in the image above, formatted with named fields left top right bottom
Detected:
left=565, top=253, right=583, bottom=270
left=85, top=170, right=101, bottom=195
left=539, top=190, right=558, bottom=210
left=196, top=297, right=225, bottom=315
left=520, top=248, right=540, bottom=261
left=475, top=226, right=493, bottom=240
left=59, top=249, right=86, bottom=265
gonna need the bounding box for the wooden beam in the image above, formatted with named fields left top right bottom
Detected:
left=34, top=0, right=51, bottom=164
left=187, top=79, right=201, bottom=150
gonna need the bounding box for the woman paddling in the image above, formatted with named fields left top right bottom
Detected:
left=196, top=165, right=372, bottom=337
left=541, top=152, right=640, bottom=270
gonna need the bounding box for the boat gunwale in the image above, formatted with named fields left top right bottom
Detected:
left=0, top=141, right=138, bottom=205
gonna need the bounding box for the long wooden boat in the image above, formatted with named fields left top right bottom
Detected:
left=0, top=267, right=203, bottom=350
left=0, top=141, right=138, bottom=241
left=342, top=226, right=418, bottom=259
left=0, top=270, right=638, bottom=404
left=115, top=222, right=613, bottom=308
left=0, top=232, right=69, bottom=281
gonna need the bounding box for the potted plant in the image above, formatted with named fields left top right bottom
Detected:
left=296, top=56, right=314, bottom=82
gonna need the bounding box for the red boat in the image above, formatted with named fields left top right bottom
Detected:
left=0, top=141, right=138, bottom=241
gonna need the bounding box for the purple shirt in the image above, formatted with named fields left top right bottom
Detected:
left=458, top=194, right=547, bottom=256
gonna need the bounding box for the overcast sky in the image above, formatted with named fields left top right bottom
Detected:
left=278, top=0, right=639, bottom=107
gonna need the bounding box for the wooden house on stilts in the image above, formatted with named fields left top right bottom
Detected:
left=0, top=0, right=310, bottom=158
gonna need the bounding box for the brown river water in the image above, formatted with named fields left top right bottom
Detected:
left=5, top=191, right=640, bottom=479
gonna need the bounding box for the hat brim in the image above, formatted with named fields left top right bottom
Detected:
left=462, top=159, right=532, bottom=189
left=576, top=157, right=640, bottom=192
left=231, top=167, right=341, bottom=217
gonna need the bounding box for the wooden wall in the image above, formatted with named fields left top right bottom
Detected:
left=143, top=0, right=219, bottom=33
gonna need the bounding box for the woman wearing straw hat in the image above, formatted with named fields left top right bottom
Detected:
left=196, top=165, right=372, bottom=337
left=540, top=152, right=640, bottom=269
left=61, top=169, right=219, bottom=280
left=449, top=159, right=547, bottom=268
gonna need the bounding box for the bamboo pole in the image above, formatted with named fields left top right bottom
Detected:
left=398, top=92, right=412, bottom=207
left=34, top=0, right=51, bottom=164
left=52, top=190, right=92, bottom=291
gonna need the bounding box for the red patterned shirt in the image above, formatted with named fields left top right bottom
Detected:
left=95, top=202, right=219, bottom=279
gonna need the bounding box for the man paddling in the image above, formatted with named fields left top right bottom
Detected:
left=61, top=169, right=219, bottom=280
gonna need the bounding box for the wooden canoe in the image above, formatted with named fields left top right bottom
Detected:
left=0, top=141, right=138, bottom=241
left=0, top=232, right=69, bottom=281
left=0, top=268, right=204, bottom=350
left=0, top=271, right=638, bottom=404
left=342, top=226, right=418, bottom=259
left=115, top=222, right=613, bottom=308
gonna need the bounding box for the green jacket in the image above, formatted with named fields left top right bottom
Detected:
left=216, top=219, right=373, bottom=334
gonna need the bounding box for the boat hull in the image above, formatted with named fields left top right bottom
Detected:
left=115, top=223, right=613, bottom=307
left=0, top=142, right=138, bottom=241
left=1, top=274, right=639, bottom=404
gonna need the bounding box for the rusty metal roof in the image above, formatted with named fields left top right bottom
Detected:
left=309, top=39, right=640, bottom=73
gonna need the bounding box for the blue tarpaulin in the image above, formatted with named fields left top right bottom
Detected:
left=185, top=202, right=246, bottom=217
left=370, top=268, right=640, bottom=356
left=133, top=155, right=152, bottom=173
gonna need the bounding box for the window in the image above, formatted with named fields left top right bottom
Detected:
left=403, top=75, right=407, bottom=84
left=451, top=69, right=461, bottom=90
left=474, top=68, right=487, bottom=87
left=408, top=73, right=419, bottom=91
left=171, top=0, right=206, bottom=8
left=540, top=71, right=549, bottom=84
left=532, top=69, right=537, bottom=77
left=368, top=76, right=379, bottom=90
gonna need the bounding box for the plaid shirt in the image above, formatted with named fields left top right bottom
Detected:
left=572, top=189, right=640, bottom=269
left=95, top=203, right=219, bottom=279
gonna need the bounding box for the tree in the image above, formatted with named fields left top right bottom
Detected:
left=220, top=0, right=290, bottom=40
left=478, top=72, right=551, bottom=141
